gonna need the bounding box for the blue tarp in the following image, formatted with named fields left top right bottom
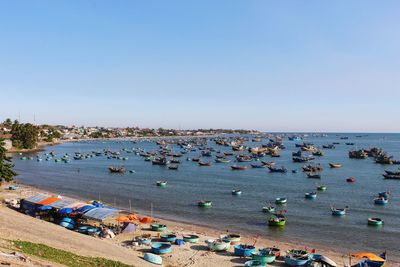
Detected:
left=37, top=205, right=53, bottom=211
left=59, top=208, right=73, bottom=215
left=75, top=205, right=95, bottom=214
left=82, top=207, right=118, bottom=222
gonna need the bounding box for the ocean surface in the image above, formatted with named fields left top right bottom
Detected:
left=12, top=133, right=400, bottom=260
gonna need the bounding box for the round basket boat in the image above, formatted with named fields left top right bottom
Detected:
left=198, top=200, right=212, bottom=208
left=160, top=234, right=177, bottom=243
left=151, top=224, right=167, bottom=232
left=234, top=244, right=256, bottom=257
left=275, top=198, right=287, bottom=204
left=251, top=249, right=276, bottom=264
left=368, top=217, right=383, bottom=226
left=222, top=234, right=241, bottom=244
left=151, top=243, right=172, bottom=254
left=183, top=234, right=199, bottom=243
left=244, top=260, right=266, bottom=267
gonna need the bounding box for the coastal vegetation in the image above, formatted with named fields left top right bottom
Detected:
left=0, top=138, right=17, bottom=182
left=10, top=121, right=39, bottom=149
left=12, top=240, right=132, bottom=267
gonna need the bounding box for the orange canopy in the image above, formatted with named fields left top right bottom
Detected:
left=37, top=197, right=61, bottom=205
left=351, top=253, right=385, bottom=262
left=115, top=214, right=153, bottom=224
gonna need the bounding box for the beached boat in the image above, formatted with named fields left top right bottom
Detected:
left=368, top=218, right=383, bottom=226
left=108, top=166, right=126, bottom=173
left=251, top=249, right=276, bottom=264
left=305, top=192, right=317, bottom=199
left=244, top=260, right=265, bottom=267
left=198, top=200, right=212, bottom=208
left=231, top=165, right=248, bottom=170
left=160, top=234, right=177, bottom=242
left=374, top=197, right=388, bottom=205
left=151, top=224, right=167, bottom=232
left=205, top=238, right=230, bottom=251
left=234, top=244, right=256, bottom=257
left=268, top=214, right=286, bottom=226
left=284, top=250, right=310, bottom=266
left=151, top=243, right=172, bottom=254
left=183, top=234, right=199, bottom=243
left=144, top=253, right=162, bottom=265
left=308, top=254, right=337, bottom=267
left=222, top=234, right=241, bottom=244
left=350, top=252, right=386, bottom=267
left=232, top=189, right=242, bottom=196
left=329, top=163, right=342, bottom=168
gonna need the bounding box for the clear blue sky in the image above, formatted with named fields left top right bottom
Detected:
left=1, top=1, right=399, bottom=132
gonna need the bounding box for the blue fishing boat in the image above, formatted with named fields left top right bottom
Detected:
left=378, top=191, right=390, bottom=198
left=305, top=192, right=317, bottom=199
left=244, top=260, right=266, bottom=267
left=151, top=243, right=172, bottom=254
left=284, top=250, right=310, bottom=266
left=234, top=244, right=256, bottom=257
left=374, top=197, right=388, bottom=205
left=251, top=249, right=276, bottom=264
left=161, top=234, right=177, bottom=242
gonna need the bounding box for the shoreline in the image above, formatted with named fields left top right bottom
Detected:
left=2, top=181, right=397, bottom=266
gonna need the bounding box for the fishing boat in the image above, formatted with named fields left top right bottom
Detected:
left=378, top=192, right=390, bottom=198
left=347, top=177, right=356, bottom=183
left=312, top=150, right=324, bottom=156
left=198, top=161, right=212, bottom=166
left=198, top=200, right=212, bottom=208
left=331, top=206, right=348, bottom=216
left=350, top=252, right=386, bottom=267
left=152, top=158, right=168, bottom=165
left=108, top=166, right=126, bottom=173
left=275, top=197, right=287, bottom=204
left=251, top=163, right=265, bottom=168
left=349, top=150, right=368, bottom=159
left=251, top=249, right=276, bottom=264
left=268, top=166, right=287, bottom=173
left=305, top=192, right=317, bottom=199
left=307, top=173, right=321, bottom=179
left=215, top=158, right=231, bottom=163
left=244, top=260, right=265, bottom=267
left=308, top=254, right=337, bottom=267
left=183, top=234, right=199, bottom=243
left=231, top=165, right=248, bottom=170
left=292, top=156, right=315, bottom=163
left=329, top=163, right=342, bottom=168
left=234, top=244, right=256, bottom=257
left=151, top=243, right=172, bottom=254
left=168, top=164, right=178, bottom=170
left=222, top=234, right=241, bottom=245
left=284, top=250, right=310, bottom=266
left=151, top=224, right=167, bottom=232
left=322, top=144, right=335, bottom=149
left=268, top=214, right=286, bottom=226
left=374, top=197, right=388, bottom=205
left=368, top=217, right=383, bottom=226
left=232, top=189, right=242, bottom=195
left=160, top=234, right=177, bottom=243
left=156, top=181, right=167, bottom=187
left=263, top=247, right=281, bottom=258
left=205, top=238, right=230, bottom=251
left=144, top=253, right=162, bottom=265
left=382, top=173, right=400, bottom=180
left=262, top=206, right=275, bottom=213
left=302, top=164, right=323, bottom=172
left=317, top=185, right=327, bottom=191
left=384, top=170, right=400, bottom=175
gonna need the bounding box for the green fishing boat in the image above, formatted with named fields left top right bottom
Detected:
left=268, top=214, right=286, bottom=226
left=156, top=181, right=167, bottom=187
left=368, top=217, right=383, bottom=226
left=150, top=224, right=167, bottom=232
left=275, top=197, right=287, bottom=204
left=317, top=185, right=327, bottom=191
left=198, top=200, right=212, bottom=208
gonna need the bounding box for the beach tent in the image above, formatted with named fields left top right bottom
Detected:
left=48, top=199, right=80, bottom=210
left=21, top=194, right=50, bottom=211
left=37, top=197, right=62, bottom=206
left=122, top=223, right=136, bottom=233
left=82, top=207, right=118, bottom=222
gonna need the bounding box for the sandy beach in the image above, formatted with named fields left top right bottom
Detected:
left=0, top=182, right=395, bottom=267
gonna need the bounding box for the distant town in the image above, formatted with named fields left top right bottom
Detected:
left=0, top=118, right=259, bottom=151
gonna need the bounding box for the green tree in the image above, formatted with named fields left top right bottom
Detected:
left=0, top=138, right=17, bottom=182
left=3, top=118, right=12, bottom=128
left=11, top=122, right=39, bottom=149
